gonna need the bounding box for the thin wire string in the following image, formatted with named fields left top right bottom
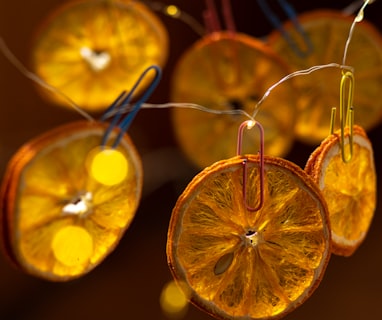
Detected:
left=252, top=63, right=354, bottom=118
left=0, top=0, right=375, bottom=127
left=342, top=0, right=373, bottom=66
left=102, top=102, right=255, bottom=122
left=0, top=37, right=95, bottom=122
left=100, top=63, right=355, bottom=122
left=253, top=0, right=373, bottom=119
left=343, top=0, right=377, bottom=16
left=0, top=35, right=256, bottom=124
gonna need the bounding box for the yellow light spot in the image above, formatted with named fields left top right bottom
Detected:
left=160, top=280, right=189, bottom=319
left=88, top=147, right=128, bottom=186
left=51, top=226, right=93, bottom=267
left=166, top=5, right=180, bottom=18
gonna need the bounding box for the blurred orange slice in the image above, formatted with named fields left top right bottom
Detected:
left=305, top=125, right=376, bottom=256
left=0, top=120, right=142, bottom=281
left=30, top=0, right=168, bottom=111
left=167, top=154, right=331, bottom=319
left=171, top=31, right=297, bottom=168
left=267, top=10, right=382, bottom=144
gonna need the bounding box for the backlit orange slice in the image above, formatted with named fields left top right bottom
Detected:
left=167, top=154, right=331, bottom=319
left=305, top=125, right=376, bottom=256
left=0, top=120, right=142, bottom=281
left=30, top=0, right=168, bottom=111
left=171, top=31, right=297, bottom=168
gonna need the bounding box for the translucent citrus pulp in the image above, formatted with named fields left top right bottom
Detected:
left=167, top=155, right=331, bottom=319
left=30, top=0, right=168, bottom=111
left=0, top=121, right=142, bottom=281
left=171, top=31, right=297, bottom=168
left=305, top=125, right=376, bottom=256
left=267, top=10, right=382, bottom=144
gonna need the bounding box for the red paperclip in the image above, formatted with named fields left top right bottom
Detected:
left=203, top=0, right=236, bottom=33
left=236, top=120, right=265, bottom=212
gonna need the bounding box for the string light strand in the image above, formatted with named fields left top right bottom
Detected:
left=0, top=37, right=94, bottom=122
left=252, top=63, right=354, bottom=118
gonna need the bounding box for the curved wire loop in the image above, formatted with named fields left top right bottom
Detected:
left=330, top=70, right=354, bottom=163
left=237, top=120, right=265, bottom=212
left=257, top=0, right=313, bottom=58
left=100, top=65, right=162, bottom=148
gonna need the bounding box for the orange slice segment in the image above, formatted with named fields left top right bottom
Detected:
left=305, top=125, right=376, bottom=256
left=267, top=10, right=382, bottom=144
left=30, top=0, right=168, bottom=111
left=167, top=154, right=331, bottom=319
left=0, top=120, right=142, bottom=281
left=171, top=31, right=297, bottom=168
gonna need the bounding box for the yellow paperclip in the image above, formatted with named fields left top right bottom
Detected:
left=329, top=70, right=354, bottom=163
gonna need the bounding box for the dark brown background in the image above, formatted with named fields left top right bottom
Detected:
left=0, top=1, right=381, bottom=319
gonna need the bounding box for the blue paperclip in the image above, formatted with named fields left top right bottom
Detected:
left=100, top=65, right=162, bottom=148
left=237, top=120, right=265, bottom=212
left=257, top=0, right=313, bottom=58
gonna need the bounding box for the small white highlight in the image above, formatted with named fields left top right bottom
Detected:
left=80, top=47, right=111, bottom=72
left=62, top=192, right=93, bottom=216
left=246, top=120, right=256, bottom=129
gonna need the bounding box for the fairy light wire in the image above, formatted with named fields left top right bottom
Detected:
left=253, top=0, right=373, bottom=118
left=0, top=35, right=255, bottom=125
left=0, top=0, right=374, bottom=132
left=342, top=0, right=373, bottom=66
left=102, top=102, right=255, bottom=122
left=102, top=1, right=369, bottom=123
left=0, top=37, right=95, bottom=122
left=343, top=0, right=377, bottom=16
left=252, top=63, right=354, bottom=118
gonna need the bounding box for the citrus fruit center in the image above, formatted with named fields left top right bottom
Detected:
left=87, top=148, right=129, bottom=186
left=51, top=226, right=94, bottom=267
left=245, top=229, right=263, bottom=246
left=80, top=47, right=111, bottom=72
left=62, top=191, right=93, bottom=217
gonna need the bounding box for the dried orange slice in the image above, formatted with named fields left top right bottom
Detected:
left=30, top=0, right=168, bottom=111
left=305, top=125, right=376, bottom=256
left=0, top=120, right=142, bottom=281
left=167, top=154, right=331, bottom=319
left=171, top=31, right=297, bottom=168
left=267, top=10, right=382, bottom=144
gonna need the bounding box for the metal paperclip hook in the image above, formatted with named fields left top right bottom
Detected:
left=101, top=65, right=162, bottom=148
left=237, top=120, right=264, bottom=212
left=257, top=0, right=313, bottom=58
left=330, top=70, right=354, bottom=163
